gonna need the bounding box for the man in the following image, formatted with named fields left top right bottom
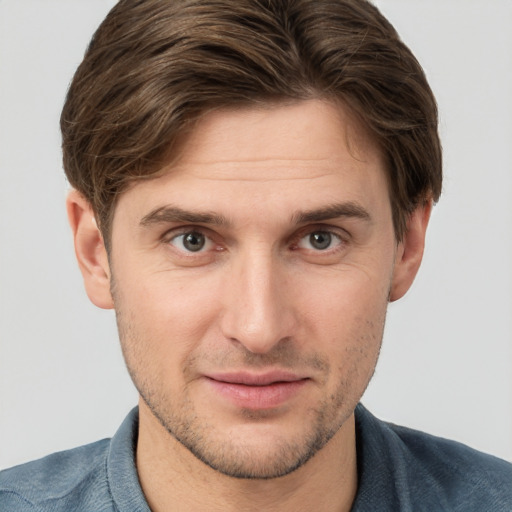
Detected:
left=1, top=0, right=510, bottom=510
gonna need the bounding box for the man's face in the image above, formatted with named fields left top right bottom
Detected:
left=108, top=100, right=399, bottom=479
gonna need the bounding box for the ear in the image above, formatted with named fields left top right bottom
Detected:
left=389, top=201, right=432, bottom=302
left=66, top=190, right=114, bottom=309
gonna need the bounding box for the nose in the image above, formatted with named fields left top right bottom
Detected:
left=220, top=250, right=297, bottom=354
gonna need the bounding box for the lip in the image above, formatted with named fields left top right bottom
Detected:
left=204, top=371, right=310, bottom=410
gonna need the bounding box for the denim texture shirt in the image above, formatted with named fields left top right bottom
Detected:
left=1, top=405, right=511, bottom=511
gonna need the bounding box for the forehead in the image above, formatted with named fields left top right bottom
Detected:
left=114, top=99, right=388, bottom=224
left=172, top=99, right=379, bottom=172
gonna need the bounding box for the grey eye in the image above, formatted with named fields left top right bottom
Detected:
left=168, top=229, right=216, bottom=256
left=182, top=232, right=206, bottom=252
left=309, top=232, right=332, bottom=250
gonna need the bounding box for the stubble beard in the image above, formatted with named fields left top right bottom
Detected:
left=119, top=331, right=381, bottom=480
left=136, top=371, right=353, bottom=480
left=112, top=283, right=385, bottom=480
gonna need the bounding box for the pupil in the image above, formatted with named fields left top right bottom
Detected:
left=183, top=232, right=205, bottom=252
left=310, top=232, right=331, bottom=250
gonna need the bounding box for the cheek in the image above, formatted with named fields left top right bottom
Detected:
left=297, top=267, right=389, bottom=374
left=298, top=264, right=391, bottom=331
left=129, top=269, right=221, bottom=326
left=113, top=271, right=223, bottom=376
left=319, top=303, right=386, bottom=409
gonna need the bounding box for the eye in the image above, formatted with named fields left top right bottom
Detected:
left=169, top=231, right=213, bottom=252
left=297, top=230, right=342, bottom=251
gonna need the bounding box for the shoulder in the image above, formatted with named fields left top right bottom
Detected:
left=390, top=420, right=512, bottom=507
left=0, top=439, right=114, bottom=512
left=354, top=404, right=512, bottom=511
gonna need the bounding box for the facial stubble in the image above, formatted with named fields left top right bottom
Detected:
left=110, top=268, right=386, bottom=480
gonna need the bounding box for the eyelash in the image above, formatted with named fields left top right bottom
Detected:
left=165, top=228, right=219, bottom=254
left=293, top=229, right=345, bottom=252
left=163, top=225, right=349, bottom=256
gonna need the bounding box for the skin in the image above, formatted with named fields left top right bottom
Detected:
left=68, top=99, right=431, bottom=511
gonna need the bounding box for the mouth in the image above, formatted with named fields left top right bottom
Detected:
left=204, top=371, right=310, bottom=410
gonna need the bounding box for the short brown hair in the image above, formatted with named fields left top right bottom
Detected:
left=61, top=0, right=442, bottom=244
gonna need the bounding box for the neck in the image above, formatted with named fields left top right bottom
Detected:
left=136, top=400, right=358, bottom=512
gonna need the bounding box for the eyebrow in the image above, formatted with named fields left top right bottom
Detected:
left=140, top=206, right=230, bottom=227
left=140, top=202, right=371, bottom=228
left=292, top=202, right=372, bottom=224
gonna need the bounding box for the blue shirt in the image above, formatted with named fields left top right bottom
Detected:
left=1, top=405, right=511, bottom=511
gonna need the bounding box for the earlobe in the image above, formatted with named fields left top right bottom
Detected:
left=389, top=201, right=432, bottom=302
left=66, top=190, right=114, bottom=309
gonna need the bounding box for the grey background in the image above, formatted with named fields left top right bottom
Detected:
left=1, top=0, right=511, bottom=469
